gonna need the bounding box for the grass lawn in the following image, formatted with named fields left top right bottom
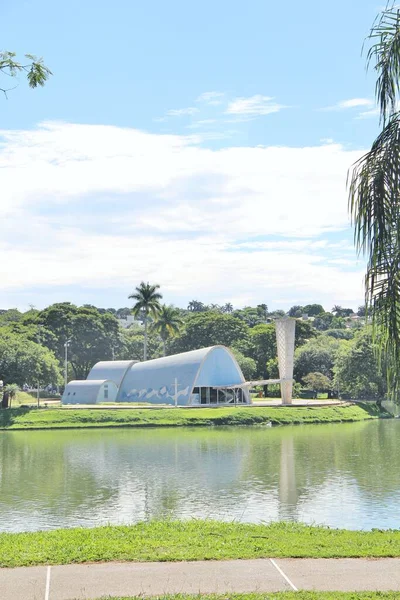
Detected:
left=7, top=390, right=61, bottom=407
left=91, top=595, right=400, bottom=600
left=2, top=520, right=400, bottom=568
left=0, top=402, right=386, bottom=430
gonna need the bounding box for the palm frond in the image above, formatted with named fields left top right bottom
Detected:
left=366, top=2, right=400, bottom=122
left=349, top=112, right=400, bottom=397
left=129, top=282, right=163, bottom=319
left=150, top=305, right=184, bottom=340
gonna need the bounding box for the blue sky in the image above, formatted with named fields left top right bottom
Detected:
left=0, top=0, right=384, bottom=311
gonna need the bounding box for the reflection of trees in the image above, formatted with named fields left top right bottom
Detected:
left=2, top=421, right=400, bottom=532
left=240, top=420, right=400, bottom=518
left=0, top=432, right=117, bottom=531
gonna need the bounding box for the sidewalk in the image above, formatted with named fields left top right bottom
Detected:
left=2, top=558, right=400, bottom=600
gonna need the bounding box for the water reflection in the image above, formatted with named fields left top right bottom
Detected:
left=1, top=420, right=400, bottom=532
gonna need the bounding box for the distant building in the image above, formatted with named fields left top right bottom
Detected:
left=117, top=315, right=141, bottom=329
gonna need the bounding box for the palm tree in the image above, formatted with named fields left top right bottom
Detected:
left=223, top=302, right=234, bottom=314
left=151, top=305, right=184, bottom=356
left=349, top=3, right=400, bottom=396
left=187, top=300, right=206, bottom=312
left=128, top=282, right=162, bottom=360
left=4, top=384, right=20, bottom=408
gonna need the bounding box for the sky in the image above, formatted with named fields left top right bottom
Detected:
left=0, top=0, right=385, bottom=312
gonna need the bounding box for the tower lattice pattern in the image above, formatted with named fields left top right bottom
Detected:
left=275, top=318, right=296, bottom=404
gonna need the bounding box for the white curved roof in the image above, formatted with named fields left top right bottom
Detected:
left=118, top=346, right=245, bottom=404
left=87, top=360, right=137, bottom=386
left=66, top=379, right=112, bottom=389
left=62, top=379, right=118, bottom=405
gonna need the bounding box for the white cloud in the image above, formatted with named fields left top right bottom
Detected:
left=356, top=107, right=380, bottom=120
left=322, top=98, right=374, bottom=111
left=339, top=98, right=373, bottom=109
left=197, top=91, right=225, bottom=105
left=0, top=121, right=365, bottom=310
left=226, top=95, right=285, bottom=117
left=166, top=107, right=199, bottom=117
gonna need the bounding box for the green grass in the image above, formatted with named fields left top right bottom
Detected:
left=2, top=520, right=400, bottom=568
left=7, top=390, right=60, bottom=407
left=0, top=402, right=386, bottom=430
left=91, top=595, right=400, bottom=600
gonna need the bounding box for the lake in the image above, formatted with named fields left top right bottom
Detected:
left=1, top=419, right=400, bottom=533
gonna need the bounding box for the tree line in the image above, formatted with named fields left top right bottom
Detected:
left=0, top=282, right=384, bottom=402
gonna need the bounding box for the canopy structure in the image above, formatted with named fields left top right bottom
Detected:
left=213, top=377, right=293, bottom=389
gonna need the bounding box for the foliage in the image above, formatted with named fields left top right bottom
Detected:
left=348, top=4, right=400, bottom=397
left=302, top=372, right=332, bottom=394
left=288, top=305, right=304, bottom=317
left=118, top=326, right=160, bottom=361
left=0, top=308, right=23, bottom=324
left=267, top=309, right=286, bottom=318
left=233, top=306, right=267, bottom=327
left=246, top=323, right=277, bottom=380
left=0, top=51, right=52, bottom=96
left=266, top=357, right=279, bottom=378
left=36, top=303, right=123, bottom=379
left=230, top=348, right=257, bottom=380
left=332, top=306, right=354, bottom=317
left=151, top=305, right=184, bottom=356
left=222, top=302, right=234, bottom=313
left=129, top=282, right=162, bottom=321
left=3, top=383, right=20, bottom=407
left=294, top=319, right=317, bottom=346
left=324, top=329, right=354, bottom=340
left=302, top=303, right=325, bottom=316
left=357, top=305, right=366, bottom=317
left=129, top=282, right=162, bottom=361
left=187, top=301, right=237, bottom=314
left=187, top=300, right=207, bottom=312
left=116, top=307, right=132, bottom=319
left=1, top=516, right=399, bottom=568
left=170, top=312, right=249, bottom=353
left=334, top=328, right=387, bottom=400
left=0, top=332, right=61, bottom=387
left=4, top=383, right=19, bottom=396
left=294, top=335, right=345, bottom=381
left=313, top=312, right=346, bottom=331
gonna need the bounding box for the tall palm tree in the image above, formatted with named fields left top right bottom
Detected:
left=128, top=282, right=162, bottom=360
left=151, top=305, right=184, bottom=356
left=349, top=3, right=400, bottom=397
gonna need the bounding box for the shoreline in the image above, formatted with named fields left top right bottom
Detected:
left=0, top=403, right=388, bottom=431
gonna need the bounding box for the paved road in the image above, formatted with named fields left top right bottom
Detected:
left=2, top=558, right=400, bottom=600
